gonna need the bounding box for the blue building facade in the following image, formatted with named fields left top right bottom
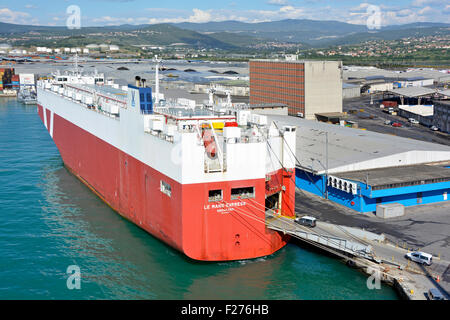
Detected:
left=295, top=169, right=450, bottom=213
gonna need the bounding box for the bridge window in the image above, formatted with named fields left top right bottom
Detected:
left=160, top=180, right=171, bottom=197
left=208, top=189, right=223, bottom=202
left=231, top=187, right=255, bottom=200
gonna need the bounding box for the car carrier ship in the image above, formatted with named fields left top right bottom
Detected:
left=36, top=58, right=297, bottom=261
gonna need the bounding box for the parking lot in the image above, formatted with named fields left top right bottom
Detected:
left=343, top=95, right=450, bottom=146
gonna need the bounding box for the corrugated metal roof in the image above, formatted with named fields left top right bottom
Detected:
left=405, top=76, right=426, bottom=81
left=343, top=83, right=359, bottom=88
left=389, top=87, right=436, bottom=98
left=262, top=114, right=450, bottom=174
left=334, top=165, right=450, bottom=187
left=365, top=75, right=385, bottom=81
left=344, top=67, right=450, bottom=83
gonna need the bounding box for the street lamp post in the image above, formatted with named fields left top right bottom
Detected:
left=309, top=131, right=329, bottom=200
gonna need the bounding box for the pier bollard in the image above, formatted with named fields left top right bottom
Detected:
left=410, top=289, right=414, bottom=295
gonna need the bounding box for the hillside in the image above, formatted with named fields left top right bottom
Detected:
left=0, top=19, right=448, bottom=49
left=0, top=22, right=248, bottom=49
left=174, top=19, right=450, bottom=47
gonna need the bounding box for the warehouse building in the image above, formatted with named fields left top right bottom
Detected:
left=398, top=104, right=434, bottom=127
left=343, top=83, right=360, bottom=99
left=249, top=59, right=343, bottom=120
left=394, top=76, right=434, bottom=88
left=433, top=100, right=450, bottom=133
left=262, top=114, right=450, bottom=213
left=344, top=66, right=450, bottom=85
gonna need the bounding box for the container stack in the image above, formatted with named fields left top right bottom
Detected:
left=12, top=74, right=20, bottom=90
left=0, top=69, right=4, bottom=92
left=0, top=68, right=15, bottom=90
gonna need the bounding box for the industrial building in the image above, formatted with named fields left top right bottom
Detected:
left=394, top=76, right=434, bottom=88
left=433, top=100, right=450, bottom=133
left=249, top=59, right=343, bottom=120
left=261, top=114, right=450, bottom=213
left=386, top=87, right=436, bottom=105
left=342, top=83, right=360, bottom=99
left=398, top=104, right=434, bottom=127
left=344, top=66, right=450, bottom=85
left=246, top=103, right=288, bottom=116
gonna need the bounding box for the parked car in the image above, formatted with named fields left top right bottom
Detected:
left=430, top=126, right=439, bottom=131
left=408, top=118, right=419, bottom=124
left=405, top=251, right=433, bottom=266
left=294, top=216, right=317, bottom=228
left=384, top=120, right=391, bottom=125
left=428, top=288, right=445, bottom=300
left=392, top=122, right=403, bottom=127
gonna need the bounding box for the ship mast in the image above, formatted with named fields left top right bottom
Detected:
left=73, top=53, right=80, bottom=76
left=153, top=55, right=162, bottom=106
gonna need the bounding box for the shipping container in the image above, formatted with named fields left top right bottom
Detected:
left=382, top=100, right=398, bottom=107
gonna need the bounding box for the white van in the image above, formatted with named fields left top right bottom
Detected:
left=405, top=251, right=433, bottom=266
left=295, top=216, right=317, bottom=228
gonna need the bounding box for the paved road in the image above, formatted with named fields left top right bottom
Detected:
left=295, top=189, right=450, bottom=297
left=343, top=95, right=450, bottom=146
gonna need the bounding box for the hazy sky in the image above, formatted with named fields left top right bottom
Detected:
left=0, top=0, right=449, bottom=26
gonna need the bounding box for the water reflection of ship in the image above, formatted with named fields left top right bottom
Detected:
left=183, top=253, right=289, bottom=299
left=42, top=165, right=288, bottom=299
left=41, top=165, right=180, bottom=299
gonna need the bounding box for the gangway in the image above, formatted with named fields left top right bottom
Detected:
left=266, top=211, right=374, bottom=260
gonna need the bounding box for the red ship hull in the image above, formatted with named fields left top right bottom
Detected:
left=38, top=105, right=292, bottom=261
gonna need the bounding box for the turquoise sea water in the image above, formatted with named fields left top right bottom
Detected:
left=0, top=99, right=398, bottom=300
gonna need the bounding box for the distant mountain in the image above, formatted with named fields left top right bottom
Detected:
left=382, top=22, right=450, bottom=30
left=0, top=22, right=63, bottom=34
left=176, top=19, right=367, bottom=34
left=173, top=19, right=450, bottom=47
left=0, top=19, right=449, bottom=49
left=323, top=26, right=450, bottom=47
left=0, top=22, right=249, bottom=49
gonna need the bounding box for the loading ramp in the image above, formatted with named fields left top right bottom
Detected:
left=266, top=212, right=374, bottom=260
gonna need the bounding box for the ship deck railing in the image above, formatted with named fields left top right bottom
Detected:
left=144, top=129, right=175, bottom=143
left=40, top=84, right=121, bottom=120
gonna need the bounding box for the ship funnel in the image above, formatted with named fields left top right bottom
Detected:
left=135, top=76, right=141, bottom=87
left=141, top=78, right=147, bottom=87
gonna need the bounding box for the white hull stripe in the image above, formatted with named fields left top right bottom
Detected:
left=43, top=106, right=48, bottom=129
left=49, top=110, right=54, bottom=138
